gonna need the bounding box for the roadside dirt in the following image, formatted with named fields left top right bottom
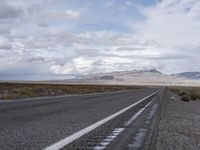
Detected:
left=155, top=89, right=200, bottom=150
left=0, top=83, right=144, bottom=100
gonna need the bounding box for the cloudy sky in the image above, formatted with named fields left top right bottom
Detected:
left=0, top=0, right=200, bottom=79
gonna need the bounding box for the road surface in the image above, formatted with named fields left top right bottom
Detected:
left=0, top=88, right=161, bottom=150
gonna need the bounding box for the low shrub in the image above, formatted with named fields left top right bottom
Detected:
left=170, top=88, right=180, bottom=94
left=4, top=94, right=16, bottom=99
left=190, top=92, right=200, bottom=100
left=181, top=95, right=191, bottom=102
left=179, top=91, right=187, bottom=96
left=18, top=87, right=34, bottom=97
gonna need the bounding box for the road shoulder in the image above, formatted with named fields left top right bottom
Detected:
left=155, top=89, right=200, bottom=150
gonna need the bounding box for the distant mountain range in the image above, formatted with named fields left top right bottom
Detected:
left=1, top=69, right=200, bottom=86
left=172, top=72, right=200, bottom=79
left=57, top=69, right=200, bottom=86
left=83, top=69, right=200, bottom=80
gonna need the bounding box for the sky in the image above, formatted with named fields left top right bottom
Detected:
left=0, top=0, right=200, bottom=79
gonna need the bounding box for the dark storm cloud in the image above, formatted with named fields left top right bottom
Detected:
left=0, top=2, right=23, bottom=19
left=27, top=56, right=46, bottom=62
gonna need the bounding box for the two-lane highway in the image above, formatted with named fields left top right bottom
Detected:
left=0, top=88, right=160, bottom=150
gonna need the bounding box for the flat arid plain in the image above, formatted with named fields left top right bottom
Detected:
left=0, top=82, right=199, bottom=150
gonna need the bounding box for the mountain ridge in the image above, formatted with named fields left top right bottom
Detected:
left=172, top=72, right=200, bottom=79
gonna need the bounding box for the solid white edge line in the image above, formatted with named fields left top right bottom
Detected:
left=44, top=90, right=159, bottom=150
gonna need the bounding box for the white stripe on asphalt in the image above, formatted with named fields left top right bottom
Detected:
left=124, top=97, right=155, bottom=126
left=44, top=91, right=159, bottom=150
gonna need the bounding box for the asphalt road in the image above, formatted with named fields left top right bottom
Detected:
left=0, top=88, right=159, bottom=150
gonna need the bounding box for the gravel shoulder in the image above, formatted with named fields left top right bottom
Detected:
left=155, top=89, right=200, bottom=150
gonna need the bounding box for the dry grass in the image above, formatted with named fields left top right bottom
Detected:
left=0, top=82, right=145, bottom=100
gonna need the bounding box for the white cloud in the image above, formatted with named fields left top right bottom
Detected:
left=73, top=57, right=93, bottom=68
left=65, top=10, right=80, bottom=19
left=50, top=57, right=94, bottom=74
left=0, top=37, right=12, bottom=49
left=137, top=0, right=200, bottom=48
left=0, top=0, right=200, bottom=79
left=131, top=0, right=200, bottom=73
